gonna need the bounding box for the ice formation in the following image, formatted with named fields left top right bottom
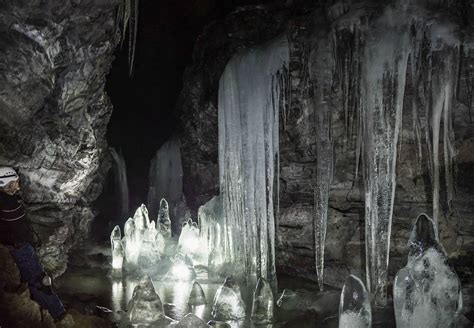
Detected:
left=110, top=147, right=129, bottom=219
left=166, top=253, right=197, bottom=281
left=251, top=278, right=274, bottom=324
left=118, top=203, right=168, bottom=269
left=211, top=278, right=246, bottom=321
left=188, top=281, right=206, bottom=306
left=198, top=196, right=225, bottom=272
left=308, top=35, right=334, bottom=292
left=175, top=313, right=209, bottom=328
left=393, top=214, right=462, bottom=328
left=111, top=225, right=124, bottom=271
left=218, top=34, right=289, bottom=285
left=332, top=1, right=461, bottom=304
left=128, top=275, right=164, bottom=324
left=178, top=219, right=202, bottom=262
left=338, top=275, right=371, bottom=328
left=148, top=136, right=183, bottom=222
left=158, top=198, right=172, bottom=238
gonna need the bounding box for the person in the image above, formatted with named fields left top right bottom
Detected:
left=0, top=166, right=73, bottom=326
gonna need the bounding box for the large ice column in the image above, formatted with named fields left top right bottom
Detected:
left=218, top=34, right=289, bottom=286
left=338, top=275, right=371, bottom=328
left=110, top=147, right=129, bottom=219
left=147, top=136, right=183, bottom=223
left=393, top=214, right=462, bottom=327
left=358, top=9, right=410, bottom=305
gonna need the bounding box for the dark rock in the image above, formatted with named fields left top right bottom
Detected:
left=0, top=0, right=118, bottom=275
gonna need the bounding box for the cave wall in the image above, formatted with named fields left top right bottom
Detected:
left=0, top=0, right=119, bottom=275
left=179, top=0, right=474, bottom=288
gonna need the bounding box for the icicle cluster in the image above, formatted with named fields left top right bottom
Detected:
left=331, top=1, right=461, bottom=305
left=218, top=34, right=289, bottom=286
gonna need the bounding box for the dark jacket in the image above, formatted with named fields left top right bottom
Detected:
left=0, top=191, right=35, bottom=246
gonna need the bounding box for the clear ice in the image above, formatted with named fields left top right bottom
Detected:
left=218, top=34, right=289, bottom=285
left=198, top=196, right=225, bottom=273
left=128, top=275, right=164, bottom=324
left=188, top=281, right=206, bottom=306
left=111, top=225, right=124, bottom=270
left=178, top=219, right=203, bottom=263
left=251, top=278, right=274, bottom=324
left=158, top=198, right=172, bottom=238
left=175, top=313, right=209, bottom=328
left=338, top=275, right=371, bottom=328
left=166, top=253, right=197, bottom=281
left=393, top=214, right=462, bottom=328
left=211, top=278, right=246, bottom=321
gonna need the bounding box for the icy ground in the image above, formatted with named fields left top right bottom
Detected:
left=53, top=243, right=474, bottom=327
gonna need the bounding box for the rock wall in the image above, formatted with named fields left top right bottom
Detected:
left=0, top=0, right=119, bottom=275
left=179, top=0, right=474, bottom=290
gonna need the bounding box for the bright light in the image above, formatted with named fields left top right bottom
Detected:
left=171, top=263, right=193, bottom=281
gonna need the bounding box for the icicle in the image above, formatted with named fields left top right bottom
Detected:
left=307, top=34, right=335, bottom=291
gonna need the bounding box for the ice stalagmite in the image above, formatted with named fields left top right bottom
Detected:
left=111, top=225, right=124, bottom=270
left=178, top=219, right=202, bottom=264
left=158, top=198, right=172, bottom=238
left=251, top=278, right=274, bottom=324
left=128, top=275, right=164, bottom=324
left=110, top=147, right=129, bottom=219
left=123, top=217, right=140, bottom=266
left=147, top=136, right=183, bottom=222
left=188, top=281, right=206, bottom=306
left=338, top=275, right=371, bottom=328
left=393, top=214, right=462, bottom=328
left=175, top=313, right=209, bottom=328
left=212, top=278, right=246, bottom=321
left=218, top=34, right=289, bottom=286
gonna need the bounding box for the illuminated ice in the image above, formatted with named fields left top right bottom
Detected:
left=198, top=196, right=225, bottom=272
left=128, top=275, right=164, bottom=324
left=338, top=275, right=371, bottom=328
left=251, top=278, right=274, bottom=324
left=393, top=214, right=462, bottom=328
left=123, top=217, right=140, bottom=266
left=166, top=253, right=196, bottom=281
left=212, top=278, right=246, bottom=321
left=158, top=198, right=172, bottom=238
left=188, top=281, right=206, bottom=306
left=218, top=35, right=289, bottom=285
left=207, top=321, right=231, bottom=328
left=178, top=219, right=202, bottom=261
left=175, top=313, right=209, bottom=328
left=110, top=225, right=124, bottom=270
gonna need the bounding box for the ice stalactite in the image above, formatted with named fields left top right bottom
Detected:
left=147, top=137, right=183, bottom=223
left=110, top=147, right=129, bottom=219
left=308, top=33, right=335, bottom=292
left=409, top=30, right=460, bottom=227
left=333, top=5, right=411, bottom=305
left=218, top=34, right=289, bottom=287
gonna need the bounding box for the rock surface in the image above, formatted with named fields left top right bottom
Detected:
left=177, top=0, right=474, bottom=298
left=0, top=0, right=118, bottom=275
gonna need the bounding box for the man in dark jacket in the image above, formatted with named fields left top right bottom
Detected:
left=0, top=166, right=73, bottom=325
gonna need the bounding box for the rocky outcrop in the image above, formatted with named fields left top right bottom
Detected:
left=0, top=0, right=119, bottom=275
left=178, top=0, right=474, bottom=293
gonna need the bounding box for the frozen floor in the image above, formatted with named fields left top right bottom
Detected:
left=54, top=245, right=473, bottom=327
